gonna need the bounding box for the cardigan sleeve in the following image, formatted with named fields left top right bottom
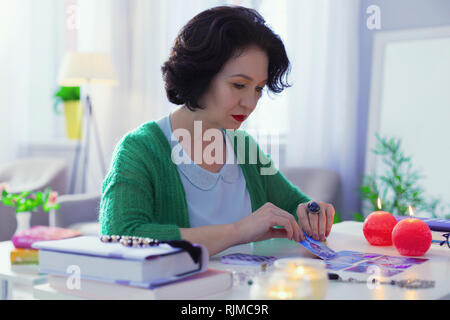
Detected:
left=99, top=134, right=182, bottom=240
left=251, top=135, right=311, bottom=220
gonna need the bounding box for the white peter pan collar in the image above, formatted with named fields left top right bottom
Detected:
left=163, top=114, right=240, bottom=191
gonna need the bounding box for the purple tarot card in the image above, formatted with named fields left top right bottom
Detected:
left=325, top=261, right=352, bottom=271
left=358, top=260, right=413, bottom=270
left=221, top=253, right=278, bottom=266
left=299, top=232, right=336, bottom=260
left=373, top=255, right=428, bottom=265
left=335, top=251, right=382, bottom=260
left=344, top=264, right=404, bottom=277
left=326, top=251, right=366, bottom=265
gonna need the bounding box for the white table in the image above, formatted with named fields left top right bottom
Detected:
left=4, top=222, right=450, bottom=300
left=206, top=221, right=450, bottom=300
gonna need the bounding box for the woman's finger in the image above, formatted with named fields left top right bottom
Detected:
left=267, top=208, right=299, bottom=241
left=297, top=203, right=312, bottom=238
left=307, top=206, right=320, bottom=241
left=325, top=203, right=335, bottom=237
left=318, top=203, right=326, bottom=241
left=271, top=215, right=294, bottom=240
left=273, top=208, right=303, bottom=242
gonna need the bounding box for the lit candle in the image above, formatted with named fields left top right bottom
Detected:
left=266, top=282, right=296, bottom=300
left=363, top=198, right=398, bottom=246
left=249, top=273, right=304, bottom=300
left=250, top=258, right=328, bottom=300
left=275, top=258, right=328, bottom=299
left=392, top=206, right=432, bottom=256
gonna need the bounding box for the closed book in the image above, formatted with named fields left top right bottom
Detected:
left=10, top=248, right=39, bottom=264
left=12, top=226, right=81, bottom=249
left=47, top=269, right=232, bottom=300
left=32, top=236, right=208, bottom=284
left=11, top=263, right=42, bottom=275
left=395, top=216, right=450, bottom=232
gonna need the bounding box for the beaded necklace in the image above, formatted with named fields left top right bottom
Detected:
left=99, top=235, right=203, bottom=265
left=100, top=235, right=161, bottom=248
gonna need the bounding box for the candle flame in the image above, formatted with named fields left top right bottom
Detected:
left=295, top=266, right=305, bottom=277
left=267, top=284, right=294, bottom=300
left=408, top=206, right=415, bottom=217
left=377, top=198, right=382, bottom=210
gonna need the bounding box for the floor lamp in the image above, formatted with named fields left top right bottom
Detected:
left=58, top=52, right=118, bottom=194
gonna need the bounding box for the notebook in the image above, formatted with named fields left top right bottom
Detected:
left=32, top=236, right=208, bottom=284
left=47, top=268, right=232, bottom=300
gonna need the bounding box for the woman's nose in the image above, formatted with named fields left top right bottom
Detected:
left=240, top=92, right=259, bottom=111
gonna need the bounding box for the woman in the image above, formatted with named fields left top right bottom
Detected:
left=99, top=6, right=335, bottom=256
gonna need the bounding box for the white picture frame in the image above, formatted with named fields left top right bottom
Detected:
left=365, top=25, right=450, bottom=215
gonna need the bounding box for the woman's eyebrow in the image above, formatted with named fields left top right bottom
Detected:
left=229, top=73, right=268, bottom=83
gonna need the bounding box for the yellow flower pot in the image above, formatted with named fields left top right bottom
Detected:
left=63, top=101, right=83, bottom=140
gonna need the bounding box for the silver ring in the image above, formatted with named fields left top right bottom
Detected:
left=307, top=201, right=320, bottom=214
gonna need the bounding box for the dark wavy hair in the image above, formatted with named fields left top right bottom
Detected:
left=161, top=5, right=291, bottom=111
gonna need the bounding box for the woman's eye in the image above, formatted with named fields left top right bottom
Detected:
left=233, top=83, right=245, bottom=89
left=256, top=86, right=263, bottom=93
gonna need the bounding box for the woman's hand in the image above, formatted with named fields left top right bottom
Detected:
left=296, top=201, right=335, bottom=242
left=233, top=202, right=306, bottom=244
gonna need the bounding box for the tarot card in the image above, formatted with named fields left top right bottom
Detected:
left=344, top=264, right=404, bottom=277
left=325, top=251, right=366, bottom=265
left=324, top=261, right=352, bottom=271
left=373, top=255, right=428, bottom=265
left=221, top=253, right=278, bottom=266
left=299, top=232, right=336, bottom=260
left=358, top=260, right=412, bottom=270
left=335, top=251, right=382, bottom=260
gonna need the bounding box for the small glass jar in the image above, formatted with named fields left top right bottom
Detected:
left=250, top=270, right=313, bottom=300
left=249, top=258, right=328, bottom=300
left=273, top=258, right=328, bottom=299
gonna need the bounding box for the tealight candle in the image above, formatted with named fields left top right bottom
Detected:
left=250, top=272, right=309, bottom=300
left=265, top=280, right=297, bottom=300
left=250, top=258, right=328, bottom=300
left=392, top=206, right=432, bottom=256
left=363, top=198, right=398, bottom=246
left=275, top=258, right=328, bottom=299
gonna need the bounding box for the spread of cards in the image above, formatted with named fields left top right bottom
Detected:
left=220, top=232, right=428, bottom=278
left=299, top=232, right=428, bottom=277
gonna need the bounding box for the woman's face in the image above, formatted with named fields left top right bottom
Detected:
left=197, top=46, right=269, bottom=130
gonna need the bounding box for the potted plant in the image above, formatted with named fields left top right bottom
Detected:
left=0, top=184, right=60, bottom=234
left=354, top=134, right=449, bottom=221
left=54, top=86, right=83, bottom=140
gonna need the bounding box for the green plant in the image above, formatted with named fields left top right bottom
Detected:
left=356, top=134, right=449, bottom=219
left=53, top=86, right=80, bottom=114
left=0, top=184, right=60, bottom=214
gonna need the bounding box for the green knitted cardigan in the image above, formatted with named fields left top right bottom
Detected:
left=99, top=121, right=310, bottom=240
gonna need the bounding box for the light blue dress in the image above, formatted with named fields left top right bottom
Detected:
left=156, top=113, right=252, bottom=227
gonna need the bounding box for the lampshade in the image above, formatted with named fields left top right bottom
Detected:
left=58, top=52, right=118, bottom=86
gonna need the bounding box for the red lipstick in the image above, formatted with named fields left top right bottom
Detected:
left=232, top=115, right=247, bottom=122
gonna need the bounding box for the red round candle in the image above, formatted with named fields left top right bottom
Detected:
left=392, top=218, right=432, bottom=256
left=363, top=211, right=398, bottom=246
